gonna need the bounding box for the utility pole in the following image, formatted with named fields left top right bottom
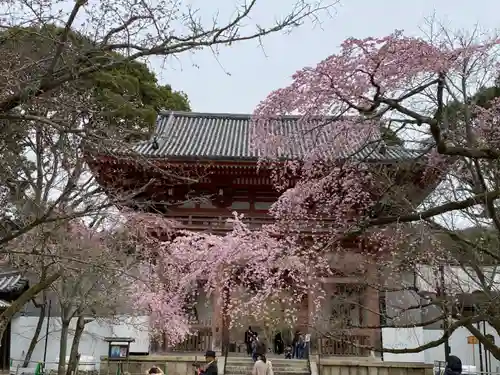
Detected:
left=439, top=264, right=451, bottom=362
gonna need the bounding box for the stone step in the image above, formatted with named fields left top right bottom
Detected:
left=225, top=372, right=309, bottom=375
left=225, top=369, right=308, bottom=371
left=225, top=367, right=308, bottom=370
left=225, top=366, right=309, bottom=371
left=225, top=362, right=308, bottom=366
left=225, top=367, right=309, bottom=373
left=225, top=365, right=309, bottom=369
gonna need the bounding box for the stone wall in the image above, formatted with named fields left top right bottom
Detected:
left=315, top=358, right=433, bottom=375
left=99, top=355, right=225, bottom=375
left=100, top=355, right=433, bottom=375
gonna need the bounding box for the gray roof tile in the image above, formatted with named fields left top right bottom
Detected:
left=128, top=111, right=428, bottom=162
left=0, top=269, right=28, bottom=293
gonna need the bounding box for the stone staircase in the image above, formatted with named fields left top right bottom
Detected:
left=224, top=357, right=309, bottom=375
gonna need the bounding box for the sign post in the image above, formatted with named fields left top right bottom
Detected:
left=468, top=336, right=479, bottom=366
left=486, top=334, right=495, bottom=373
left=104, top=337, right=135, bottom=375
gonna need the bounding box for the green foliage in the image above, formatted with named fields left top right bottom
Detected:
left=381, top=126, right=404, bottom=146
left=442, top=81, right=500, bottom=126
left=0, top=24, right=190, bottom=141
left=89, top=59, right=190, bottom=141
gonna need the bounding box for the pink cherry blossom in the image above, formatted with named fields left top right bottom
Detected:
left=129, top=31, right=500, bottom=347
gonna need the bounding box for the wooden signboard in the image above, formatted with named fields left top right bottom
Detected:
left=467, top=335, right=479, bottom=344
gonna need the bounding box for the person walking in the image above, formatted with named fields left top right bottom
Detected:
left=256, top=335, right=266, bottom=357
left=252, top=355, right=274, bottom=375
left=252, top=334, right=259, bottom=362
left=199, top=350, right=218, bottom=375
left=251, top=332, right=267, bottom=362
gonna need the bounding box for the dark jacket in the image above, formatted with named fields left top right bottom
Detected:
left=202, top=361, right=218, bottom=375
left=255, top=340, right=266, bottom=355
left=245, top=330, right=254, bottom=343
left=444, top=356, right=462, bottom=375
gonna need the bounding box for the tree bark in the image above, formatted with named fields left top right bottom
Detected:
left=221, top=285, right=230, bottom=354
left=22, top=296, right=47, bottom=367
left=0, top=272, right=60, bottom=343
left=66, top=314, right=86, bottom=375
left=57, top=318, right=70, bottom=375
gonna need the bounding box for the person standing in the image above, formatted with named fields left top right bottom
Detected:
left=200, top=350, right=218, bottom=375
left=252, top=355, right=274, bottom=375
left=245, top=327, right=255, bottom=356
left=292, top=331, right=300, bottom=359
left=304, top=333, right=311, bottom=359
left=256, top=333, right=266, bottom=358
left=274, top=332, right=284, bottom=354
left=296, top=334, right=305, bottom=359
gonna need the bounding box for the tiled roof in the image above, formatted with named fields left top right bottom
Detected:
left=0, top=269, right=28, bottom=293
left=129, top=111, right=428, bottom=162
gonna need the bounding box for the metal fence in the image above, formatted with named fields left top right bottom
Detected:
left=434, top=364, right=500, bottom=375
left=9, top=359, right=98, bottom=375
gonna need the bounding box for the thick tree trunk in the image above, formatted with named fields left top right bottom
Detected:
left=66, top=314, right=86, bottom=375
left=57, top=318, right=70, bottom=375
left=0, top=272, right=60, bottom=343
left=22, top=296, right=47, bottom=367
left=221, top=285, right=230, bottom=354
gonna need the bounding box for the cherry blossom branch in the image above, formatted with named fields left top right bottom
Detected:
left=368, top=188, right=500, bottom=226
left=0, top=0, right=334, bottom=114
left=43, top=0, right=87, bottom=80
left=318, top=314, right=485, bottom=355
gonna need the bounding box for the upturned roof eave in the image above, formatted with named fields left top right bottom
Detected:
left=88, top=150, right=430, bottom=166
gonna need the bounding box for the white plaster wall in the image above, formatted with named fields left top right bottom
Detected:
left=383, top=325, right=500, bottom=370
left=416, top=265, right=500, bottom=294
left=381, top=327, right=426, bottom=363
left=11, top=315, right=150, bottom=371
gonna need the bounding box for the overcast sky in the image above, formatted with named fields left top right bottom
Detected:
left=150, top=0, right=500, bottom=114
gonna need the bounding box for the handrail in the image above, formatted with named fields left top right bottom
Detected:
left=222, top=340, right=229, bottom=375
left=306, top=342, right=312, bottom=375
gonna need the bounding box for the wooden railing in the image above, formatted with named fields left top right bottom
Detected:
left=315, top=335, right=371, bottom=356
left=166, top=213, right=336, bottom=233
left=167, top=214, right=273, bottom=231
left=172, top=328, right=213, bottom=352
left=150, top=321, right=213, bottom=353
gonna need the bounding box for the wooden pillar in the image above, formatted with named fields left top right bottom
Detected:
left=212, top=288, right=221, bottom=351
left=364, top=261, right=380, bottom=350
left=307, top=289, right=314, bottom=329
left=221, top=285, right=231, bottom=354
left=307, top=287, right=315, bottom=354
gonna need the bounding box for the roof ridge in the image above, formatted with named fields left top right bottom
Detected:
left=159, top=110, right=253, bottom=119
left=157, top=110, right=352, bottom=121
